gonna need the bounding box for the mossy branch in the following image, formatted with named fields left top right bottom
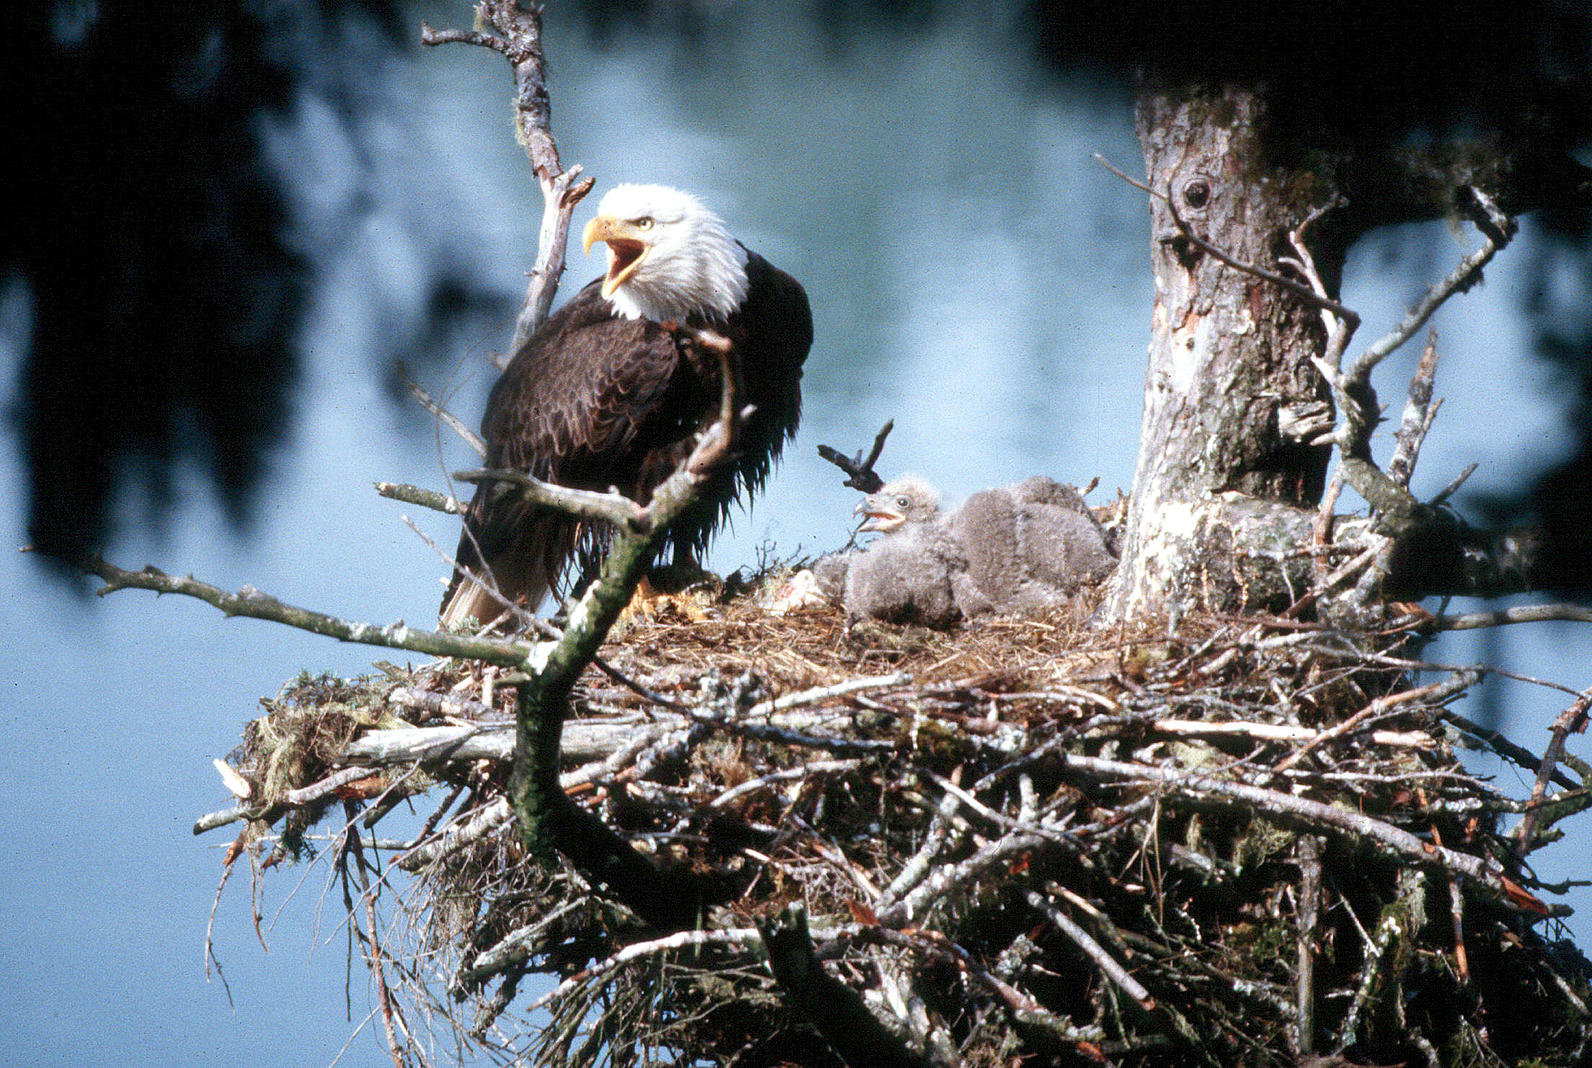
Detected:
left=509, top=339, right=747, bottom=930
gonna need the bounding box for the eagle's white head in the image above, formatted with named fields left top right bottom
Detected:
left=581, top=183, right=750, bottom=323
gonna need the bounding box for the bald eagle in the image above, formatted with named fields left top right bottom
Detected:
left=441, top=184, right=812, bottom=627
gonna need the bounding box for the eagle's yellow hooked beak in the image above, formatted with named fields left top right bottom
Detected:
left=583, top=215, right=652, bottom=299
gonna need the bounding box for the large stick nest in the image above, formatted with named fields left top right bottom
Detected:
left=213, top=578, right=1592, bottom=1068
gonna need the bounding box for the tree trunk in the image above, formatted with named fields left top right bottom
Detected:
left=1105, top=82, right=1340, bottom=621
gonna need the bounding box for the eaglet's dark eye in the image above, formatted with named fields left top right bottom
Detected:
left=896, top=496, right=910, bottom=508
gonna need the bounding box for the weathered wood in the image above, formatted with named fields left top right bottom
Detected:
left=1106, top=83, right=1339, bottom=620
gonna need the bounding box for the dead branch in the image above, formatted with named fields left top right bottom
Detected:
left=422, top=1, right=595, bottom=357
left=1349, top=187, right=1513, bottom=383
left=1149, top=718, right=1434, bottom=750
left=79, top=557, right=543, bottom=668
left=374, top=482, right=463, bottom=515
left=1513, top=690, right=1592, bottom=855
left=1024, top=889, right=1153, bottom=1008
left=1386, top=331, right=1442, bottom=488
left=1057, top=753, right=1516, bottom=899
left=1271, top=672, right=1475, bottom=773
left=760, top=905, right=933, bottom=1068
left=1428, top=603, right=1592, bottom=630
left=452, top=467, right=647, bottom=529
left=817, top=419, right=895, bottom=493
left=1294, top=835, right=1322, bottom=1056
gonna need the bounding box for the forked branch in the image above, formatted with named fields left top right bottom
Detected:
left=817, top=419, right=895, bottom=493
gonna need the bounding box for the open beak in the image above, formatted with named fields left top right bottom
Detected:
left=854, top=499, right=903, bottom=534
left=583, top=216, right=650, bottom=299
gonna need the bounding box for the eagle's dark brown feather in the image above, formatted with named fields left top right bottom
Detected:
left=441, top=250, right=810, bottom=624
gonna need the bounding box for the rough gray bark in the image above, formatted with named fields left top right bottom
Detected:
left=1106, top=82, right=1339, bottom=620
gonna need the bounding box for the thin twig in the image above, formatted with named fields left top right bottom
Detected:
left=1513, top=691, right=1592, bottom=855
left=1131, top=164, right=1360, bottom=323
left=1430, top=462, right=1479, bottom=507
left=1024, top=890, right=1153, bottom=1008
left=399, top=364, right=485, bottom=457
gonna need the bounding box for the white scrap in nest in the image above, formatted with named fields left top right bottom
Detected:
left=212, top=758, right=252, bottom=799
left=766, top=569, right=828, bottom=615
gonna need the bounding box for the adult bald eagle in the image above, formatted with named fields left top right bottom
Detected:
left=441, top=184, right=811, bottom=627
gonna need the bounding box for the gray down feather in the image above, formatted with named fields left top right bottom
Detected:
left=947, top=476, right=1117, bottom=617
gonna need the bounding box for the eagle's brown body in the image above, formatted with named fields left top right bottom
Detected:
left=441, top=249, right=810, bottom=626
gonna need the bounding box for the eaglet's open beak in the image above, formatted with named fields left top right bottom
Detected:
left=854, top=498, right=904, bottom=534
left=583, top=215, right=651, bottom=299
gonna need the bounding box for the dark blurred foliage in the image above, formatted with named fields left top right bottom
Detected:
left=8, top=0, right=1592, bottom=590
left=1034, top=0, right=1591, bottom=135
left=0, top=0, right=406, bottom=564
left=1031, top=0, right=1592, bottom=590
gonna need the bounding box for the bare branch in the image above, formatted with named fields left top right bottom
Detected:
left=422, top=2, right=596, bottom=359
left=1386, top=331, right=1442, bottom=488
left=1271, top=672, right=1475, bottom=773
left=1057, top=754, right=1517, bottom=900
left=1348, top=187, right=1514, bottom=382
left=817, top=419, right=895, bottom=493
left=1162, top=178, right=1360, bottom=324
left=1513, top=691, right=1592, bottom=855
left=374, top=481, right=462, bottom=514
left=79, top=556, right=543, bottom=669
left=529, top=926, right=767, bottom=1015
left=760, top=906, right=933, bottom=1068
left=1024, top=890, right=1154, bottom=1008
left=1430, top=461, right=1479, bottom=507
left=452, top=467, right=647, bottom=528
left=1429, top=603, right=1592, bottom=630
left=1150, top=718, right=1434, bottom=750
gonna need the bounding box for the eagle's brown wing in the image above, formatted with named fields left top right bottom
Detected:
left=441, top=281, right=691, bottom=625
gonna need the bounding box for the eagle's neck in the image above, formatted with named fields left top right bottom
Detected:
left=609, top=229, right=750, bottom=324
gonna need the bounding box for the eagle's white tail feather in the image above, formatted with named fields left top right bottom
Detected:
left=439, top=513, right=568, bottom=630
left=439, top=557, right=553, bottom=630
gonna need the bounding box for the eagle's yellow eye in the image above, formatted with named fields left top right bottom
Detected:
left=635, top=217, right=655, bottom=230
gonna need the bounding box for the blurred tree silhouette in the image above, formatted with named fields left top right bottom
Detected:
left=2, top=0, right=406, bottom=563
left=10, top=0, right=1592, bottom=593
